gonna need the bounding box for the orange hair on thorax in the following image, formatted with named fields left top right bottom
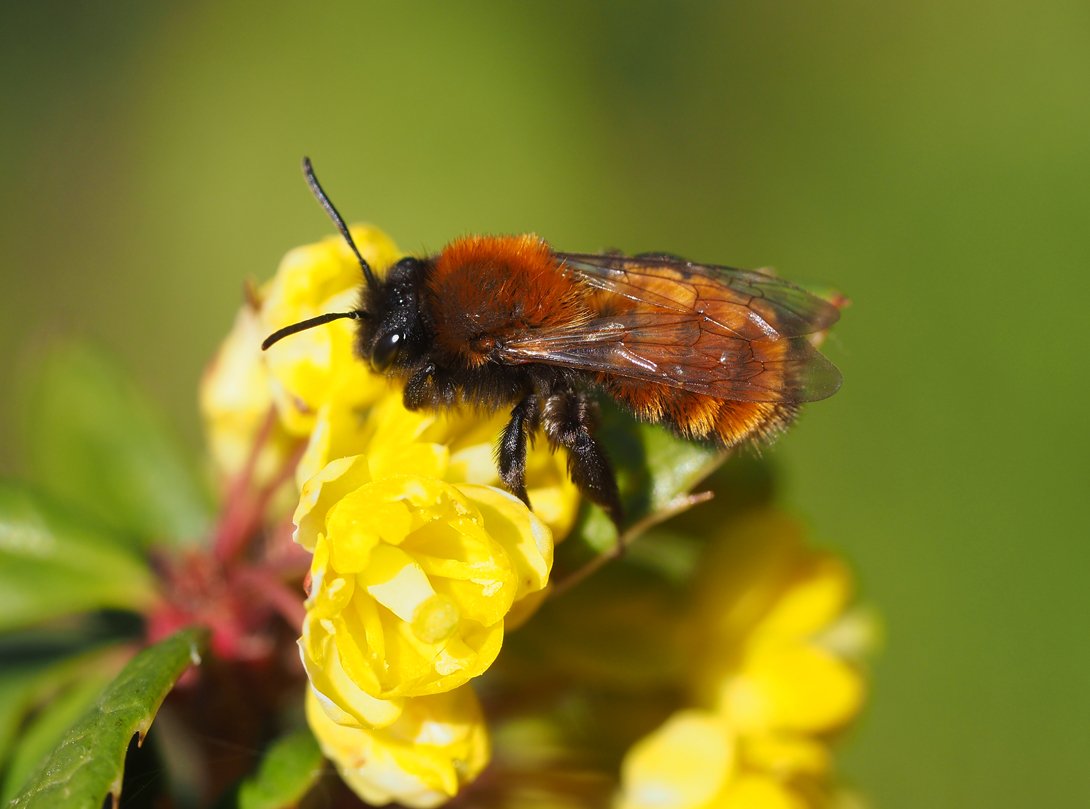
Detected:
left=427, top=235, right=589, bottom=365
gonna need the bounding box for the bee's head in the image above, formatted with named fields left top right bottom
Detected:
left=261, top=158, right=429, bottom=376
left=356, top=256, right=429, bottom=374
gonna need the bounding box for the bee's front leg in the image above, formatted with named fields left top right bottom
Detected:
left=497, top=395, right=539, bottom=507
left=404, top=363, right=460, bottom=409
left=402, top=363, right=436, bottom=410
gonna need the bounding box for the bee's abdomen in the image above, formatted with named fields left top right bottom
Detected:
left=602, top=376, right=798, bottom=447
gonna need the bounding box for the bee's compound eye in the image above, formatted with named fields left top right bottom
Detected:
left=371, top=331, right=403, bottom=372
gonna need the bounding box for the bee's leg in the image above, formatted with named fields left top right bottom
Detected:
left=542, top=392, right=624, bottom=529
left=498, top=396, right=539, bottom=507
left=404, top=363, right=459, bottom=409
left=403, top=363, right=437, bottom=410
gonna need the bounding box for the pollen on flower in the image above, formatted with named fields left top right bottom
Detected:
left=412, top=594, right=461, bottom=644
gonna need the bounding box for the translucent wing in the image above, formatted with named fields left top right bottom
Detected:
left=496, top=252, right=842, bottom=403
left=557, top=251, right=841, bottom=341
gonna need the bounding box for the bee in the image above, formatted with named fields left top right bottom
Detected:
left=263, top=159, right=842, bottom=528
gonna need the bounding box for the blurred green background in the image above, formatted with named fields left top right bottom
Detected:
left=2, top=2, right=1087, bottom=806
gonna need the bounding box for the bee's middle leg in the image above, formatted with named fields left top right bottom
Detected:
left=498, top=395, right=539, bottom=507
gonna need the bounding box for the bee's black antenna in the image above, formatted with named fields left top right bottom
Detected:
left=261, top=310, right=366, bottom=351
left=302, top=157, right=378, bottom=288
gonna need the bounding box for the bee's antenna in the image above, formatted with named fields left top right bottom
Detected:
left=261, top=310, right=365, bottom=351
left=302, top=157, right=378, bottom=288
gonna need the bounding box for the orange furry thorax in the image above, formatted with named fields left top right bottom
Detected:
left=426, top=235, right=589, bottom=366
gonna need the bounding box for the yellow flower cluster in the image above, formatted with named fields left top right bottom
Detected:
left=617, top=513, right=871, bottom=809
left=199, top=301, right=295, bottom=488
left=257, top=225, right=401, bottom=437
left=199, top=226, right=400, bottom=491
left=203, top=225, right=579, bottom=807
left=203, top=225, right=871, bottom=807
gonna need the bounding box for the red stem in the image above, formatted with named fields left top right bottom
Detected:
left=213, top=410, right=304, bottom=564
left=236, top=566, right=306, bottom=631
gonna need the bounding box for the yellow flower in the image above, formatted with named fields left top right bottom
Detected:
left=688, top=512, right=867, bottom=743
left=617, top=513, right=871, bottom=809
left=201, top=224, right=400, bottom=485
left=431, top=406, right=579, bottom=543
left=306, top=686, right=489, bottom=809
left=199, top=301, right=298, bottom=486
left=297, top=453, right=553, bottom=704
left=616, top=710, right=814, bottom=809
left=298, top=392, right=580, bottom=541
left=259, top=225, right=401, bottom=436
left=618, top=710, right=736, bottom=809
left=718, top=775, right=810, bottom=809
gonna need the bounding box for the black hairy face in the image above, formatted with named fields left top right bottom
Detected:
left=355, top=257, right=432, bottom=374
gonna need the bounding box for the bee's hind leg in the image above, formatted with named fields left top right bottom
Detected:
left=542, top=392, right=624, bottom=531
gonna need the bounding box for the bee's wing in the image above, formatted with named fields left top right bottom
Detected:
left=556, top=252, right=841, bottom=341
left=497, top=253, right=842, bottom=404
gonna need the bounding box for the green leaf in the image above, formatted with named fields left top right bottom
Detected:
left=0, top=670, right=45, bottom=771
left=22, top=343, right=213, bottom=547
left=0, top=643, right=127, bottom=771
left=1, top=669, right=115, bottom=803
left=0, top=482, right=157, bottom=632
left=234, top=728, right=325, bottom=809
left=7, top=627, right=208, bottom=809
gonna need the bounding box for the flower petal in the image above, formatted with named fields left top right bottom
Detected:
left=306, top=686, right=489, bottom=808
left=618, top=710, right=736, bottom=809
left=719, top=645, right=865, bottom=734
